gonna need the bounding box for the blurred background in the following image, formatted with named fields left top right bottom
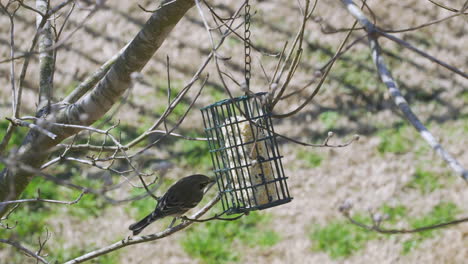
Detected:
left=0, top=0, right=467, bottom=263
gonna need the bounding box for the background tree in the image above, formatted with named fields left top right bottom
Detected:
left=0, top=0, right=467, bottom=263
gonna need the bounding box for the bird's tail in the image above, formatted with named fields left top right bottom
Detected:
left=129, top=212, right=159, bottom=236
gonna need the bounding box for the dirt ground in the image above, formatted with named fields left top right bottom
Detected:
left=0, top=0, right=467, bottom=263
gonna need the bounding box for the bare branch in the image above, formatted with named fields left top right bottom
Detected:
left=0, top=3, right=20, bottom=154
left=0, top=0, right=69, bottom=153
left=340, top=0, right=467, bottom=79
left=63, top=194, right=222, bottom=264
left=270, top=0, right=315, bottom=108
left=0, top=204, right=19, bottom=229
left=0, top=3, right=101, bottom=65
left=379, top=31, right=467, bottom=79
left=0, top=239, right=50, bottom=264
left=345, top=213, right=468, bottom=234
left=380, top=13, right=464, bottom=33
left=117, top=9, right=245, bottom=153
left=340, top=0, right=468, bottom=180
left=339, top=203, right=468, bottom=234
left=17, top=0, right=46, bottom=16
left=36, top=228, right=51, bottom=264
left=5, top=117, right=57, bottom=140
left=50, top=130, right=209, bottom=153
left=0, top=157, right=153, bottom=206
left=138, top=0, right=177, bottom=13
left=271, top=20, right=359, bottom=118
left=0, top=191, right=86, bottom=206
left=36, top=0, right=55, bottom=111
left=426, top=0, right=460, bottom=12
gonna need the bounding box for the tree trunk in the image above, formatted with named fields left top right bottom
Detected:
left=0, top=0, right=195, bottom=217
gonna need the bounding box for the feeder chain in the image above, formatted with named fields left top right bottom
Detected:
left=244, top=0, right=252, bottom=92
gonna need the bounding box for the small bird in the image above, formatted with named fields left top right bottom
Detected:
left=129, top=174, right=214, bottom=235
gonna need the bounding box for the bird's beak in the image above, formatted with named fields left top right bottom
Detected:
left=206, top=178, right=216, bottom=189
left=202, top=178, right=216, bottom=194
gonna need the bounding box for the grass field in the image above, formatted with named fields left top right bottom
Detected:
left=0, top=0, right=467, bottom=263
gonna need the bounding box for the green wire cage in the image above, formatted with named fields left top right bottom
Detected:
left=201, top=92, right=292, bottom=215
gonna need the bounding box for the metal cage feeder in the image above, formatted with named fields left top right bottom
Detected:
left=201, top=92, right=292, bottom=215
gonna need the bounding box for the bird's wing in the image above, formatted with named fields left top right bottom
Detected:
left=157, top=193, right=192, bottom=216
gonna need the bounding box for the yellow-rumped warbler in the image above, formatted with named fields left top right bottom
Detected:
left=129, top=174, right=214, bottom=235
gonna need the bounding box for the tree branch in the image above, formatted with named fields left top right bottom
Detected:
left=0, top=0, right=197, bottom=217
left=63, top=194, right=221, bottom=264
left=36, top=0, right=55, bottom=111
left=340, top=0, right=468, bottom=180
left=0, top=239, right=50, bottom=264
left=0, top=191, right=85, bottom=206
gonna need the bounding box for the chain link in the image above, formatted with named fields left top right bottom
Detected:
left=244, top=0, right=252, bottom=91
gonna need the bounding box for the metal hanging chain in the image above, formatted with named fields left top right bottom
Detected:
left=244, top=0, right=252, bottom=92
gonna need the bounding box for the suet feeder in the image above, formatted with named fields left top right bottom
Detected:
left=201, top=92, right=292, bottom=215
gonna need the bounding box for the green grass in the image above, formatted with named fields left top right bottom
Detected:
left=462, top=91, right=468, bottom=104
left=206, top=84, right=225, bottom=102
left=62, top=81, right=80, bottom=96
left=155, top=100, right=190, bottom=123
left=52, top=244, right=120, bottom=264
left=52, top=246, right=87, bottom=264
left=310, top=214, right=376, bottom=259
left=3, top=177, right=61, bottom=237
left=154, top=79, right=184, bottom=99
left=128, top=189, right=159, bottom=220
left=153, top=79, right=191, bottom=123
left=5, top=169, right=119, bottom=264
left=0, top=119, right=27, bottom=155
left=175, top=139, right=212, bottom=169
left=117, top=123, right=148, bottom=142
left=182, top=211, right=280, bottom=264
left=0, top=171, right=110, bottom=261
left=402, top=202, right=459, bottom=254
left=309, top=203, right=458, bottom=258
left=68, top=192, right=105, bottom=218
left=377, top=125, right=412, bottom=154
left=319, top=111, right=340, bottom=132
left=406, top=168, right=441, bottom=193
left=380, top=204, right=407, bottom=224
left=309, top=205, right=407, bottom=259
left=227, top=36, right=242, bottom=48
left=331, top=49, right=383, bottom=94
left=463, top=117, right=468, bottom=133
left=4, top=174, right=106, bottom=230
left=297, top=150, right=323, bottom=168
left=94, top=250, right=121, bottom=264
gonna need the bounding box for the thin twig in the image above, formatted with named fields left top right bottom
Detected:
left=426, top=0, right=459, bottom=12
left=340, top=204, right=468, bottom=234
left=0, top=3, right=19, bottom=154
left=272, top=20, right=359, bottom=118
left=346, top=213, right=468, bottom=234
left=0, top=191, right=86, bottom=206
left=5, top=117, right=57, bottom=139
left=0, top=204, right=19, bottom=229
left=181, top=212, right=244, bottom=222
left=340, top=0, right=467, bottom=79
left=0, top=239, right=50, bottom=264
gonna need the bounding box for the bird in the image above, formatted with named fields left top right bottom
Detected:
left=129, top=174, right=214, bottom=235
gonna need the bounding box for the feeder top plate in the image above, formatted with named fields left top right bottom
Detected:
left=200, top=92, right=267, bottom=111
